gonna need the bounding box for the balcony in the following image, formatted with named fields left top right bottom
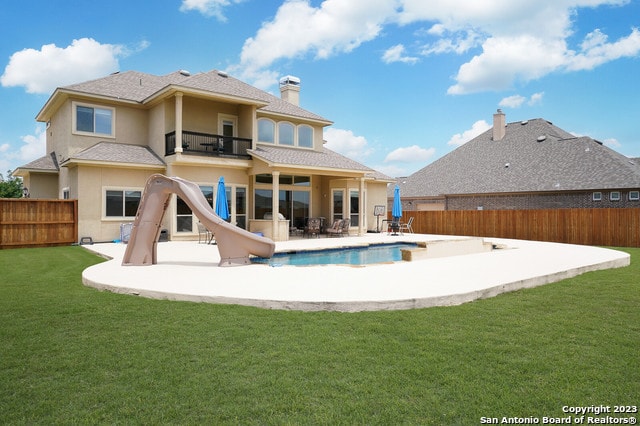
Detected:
left=165, top=131, right=252, bottom=159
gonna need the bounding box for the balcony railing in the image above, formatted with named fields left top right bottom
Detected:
left=165, top=131, right=252, bottom=159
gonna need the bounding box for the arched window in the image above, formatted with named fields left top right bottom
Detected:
left=298, top=125, right=313, bottom=148
left=258, top=118, right=275, bottom=143
left=278, top=122, right=294, bottom=146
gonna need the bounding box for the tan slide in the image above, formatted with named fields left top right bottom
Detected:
left=122, top=174, right=275, bottom=266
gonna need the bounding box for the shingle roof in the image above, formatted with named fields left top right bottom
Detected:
left=397, top=118, right=640, bottom=197
left=61, top=70, right=331, bottom=123
left=64, top=142, right=165, bottom=167
left=17, top=153, right=59, bottom=172
left=249, top=145, right=374, bottom=174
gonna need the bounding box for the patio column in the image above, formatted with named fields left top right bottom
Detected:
left=175, top=92, right=183, bottom=153
left=272, top=170, right=280, bottom=239
left=359, top=177, right=365, bottom=236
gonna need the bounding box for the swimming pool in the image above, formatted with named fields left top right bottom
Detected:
left=251, top=242, right=418, bottom=266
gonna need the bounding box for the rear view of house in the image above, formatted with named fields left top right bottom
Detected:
left=15, top=69, right=393, bottom=242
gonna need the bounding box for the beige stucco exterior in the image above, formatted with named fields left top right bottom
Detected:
left=16, top=71, right=393, bottom=242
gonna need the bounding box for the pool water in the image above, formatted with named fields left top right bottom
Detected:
left=252, top=243, right=418, bottom=266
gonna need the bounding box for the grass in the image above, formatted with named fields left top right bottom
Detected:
left=1, top=246, right=638, bottom=425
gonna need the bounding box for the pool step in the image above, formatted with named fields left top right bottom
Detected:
left=401, top=237, right=493, bottom=261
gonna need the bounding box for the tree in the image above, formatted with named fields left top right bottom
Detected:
left=0, top=170, right=24, bottom=198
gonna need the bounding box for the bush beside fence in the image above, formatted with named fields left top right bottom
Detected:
left=0, top=199, right=78, bottom=249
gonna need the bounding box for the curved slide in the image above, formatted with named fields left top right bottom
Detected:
left=122, top=174, right=275, bottom=267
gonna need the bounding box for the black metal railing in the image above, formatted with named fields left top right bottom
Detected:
left=165, top=131, right=252, bottom=158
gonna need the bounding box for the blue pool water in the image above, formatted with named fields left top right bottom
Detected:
left=252, top=243, right=418, bottom=266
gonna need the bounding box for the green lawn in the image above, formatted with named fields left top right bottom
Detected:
left=1, top=246, right=638, bottom=425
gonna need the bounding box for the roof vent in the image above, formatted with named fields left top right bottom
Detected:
left=504, top=162, right=510, bottom=168
left=217, top=70, right=228, bottom=78
left=521, top=120, right=529, bottom=125
left=537, top=135, right=547, bottom=142
left=179, top=70, right=191, bottom=76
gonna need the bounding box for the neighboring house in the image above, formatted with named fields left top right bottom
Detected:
left=391, top=110, right=640, bottom=211
left=14, top=70, right=393, bottom=242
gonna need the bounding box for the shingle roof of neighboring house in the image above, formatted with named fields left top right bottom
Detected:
left=396, top=118, right=640, bottom=198
left=63, top=142, right=166, bottom=168
left=53, top=70, right=331, bottom=124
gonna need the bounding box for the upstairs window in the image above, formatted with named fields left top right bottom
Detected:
left=298, top=125, right=313, bottom=148
left=258, top=119, right=275, bottom=143
left=592, top=192, right=602, bottom=201
left=75, top=103, right=114, bottom=136
left=610, top=191, right=621, bottom=201
left=278, top=122, right=294, bottom=146
left=629, top=191, right=639, bottom=201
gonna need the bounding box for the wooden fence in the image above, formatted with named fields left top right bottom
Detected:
left=394, top=208, right=640, bottom=248
left=0, top=199, right=78, bottom=249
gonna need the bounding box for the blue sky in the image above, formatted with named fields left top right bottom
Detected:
left=1, top=0, right=639, bottom=178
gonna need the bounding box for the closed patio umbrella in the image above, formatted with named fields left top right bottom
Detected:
left=215, top=176, right=229, bottom=221
left=391, top=185, right=402, bottom=235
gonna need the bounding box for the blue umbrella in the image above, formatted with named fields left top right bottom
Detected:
left=215, top=176, right=229, bottom=220
left=392, top=185, right=402, bottom=221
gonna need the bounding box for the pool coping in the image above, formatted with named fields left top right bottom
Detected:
left=81, top=234, right=630, bottom=312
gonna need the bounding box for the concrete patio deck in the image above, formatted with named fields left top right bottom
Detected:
left=81, top=233, right=630, bottom=312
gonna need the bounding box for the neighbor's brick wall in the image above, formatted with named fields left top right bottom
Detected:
left=446, top=190, right=640, bottom=210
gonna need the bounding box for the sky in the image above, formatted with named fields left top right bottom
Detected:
left=1, top=0, right=639, bottom=179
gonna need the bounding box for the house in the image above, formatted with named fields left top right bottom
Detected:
left=14, top=70, right=394, bottom=242
left=391, top=110, right=640, bottom=211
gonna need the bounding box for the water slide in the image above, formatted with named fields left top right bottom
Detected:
left=122, top=174, right=275, bottom=266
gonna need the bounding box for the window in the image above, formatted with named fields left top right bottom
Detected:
left=75, top=104, right=113, bottom=135
left=176, top=186, right=213, bottom=233
left=106, top=190, right=140, bottom=217
left=258, top=119, right=275, bottom=143
left=610, top=191, right=621, bottom=201
left=350, top=190, right=359, bottom=226
left=592, top=192, right=602, bottom=201
left=278, top=122, right=294, bottom=145
left=629, top=191, right=639, bottom=201
left=332, top=190, right=344, bottom=222
left=298, top=125, right=313, bottom=148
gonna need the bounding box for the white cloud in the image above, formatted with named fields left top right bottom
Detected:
left=0, top=38, right=142, bottom=94
left=382, top=44, right=419, bottom=64
left=19, top=126, right=47, bottom=162
left=447, top=120, right=491, bottom=146
left=499, top=94, right=527, bottom=108
left=237, top=0, right=397, bottom=82
left=384, top=145, right=435, bottom=163
left=603, top=138, right=621, bottom=149
left=324, top=127, right=373, bottom=159
left=499, top=92, right=544, bottom=108
left=421, top=29, right=483, bottom=55
left=566, top=27, right=640, bottom=71
left=179, top=0, right=244, bottom=21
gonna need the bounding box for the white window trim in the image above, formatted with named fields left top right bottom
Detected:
left=72, top=101, right=116, bottom=138
left=610, top=191, right=621, bottom=201
left=629, top=191, right=639, bottom=201
left=592, top=192, right=602, bottom=201
left=102, top=186, right=143, bottom=220
left=257, top=117, right=315, bottom=149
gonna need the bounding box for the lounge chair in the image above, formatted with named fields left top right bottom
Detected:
left=305, top=217, right=321, bottom=238
left=399, top=217, right=414, bottom=234
left=325, top=219, right=344, bottom=237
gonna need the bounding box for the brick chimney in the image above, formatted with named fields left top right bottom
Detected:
left=493, top=109, right=506, bottom=141
left=279, top=75, right=300, bottom=106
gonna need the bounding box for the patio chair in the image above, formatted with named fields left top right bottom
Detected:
left=305, top=217, right=321, bottom=238
left=197, top=222, right=214, bottom=244
left=325, top=219, right=344, bottom=237
left=399, top=217, right=414, bottom=234
left=387, top=219, right=402, bottom=235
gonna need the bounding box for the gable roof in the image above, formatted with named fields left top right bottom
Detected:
left=397, top=118, right=640, bottom=197
left=38, top=70, right=331, bottom=124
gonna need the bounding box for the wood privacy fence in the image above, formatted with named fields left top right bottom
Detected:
left=395, top=208, right=640, bottom=248
left=0, top=199, right=78, bottom=249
